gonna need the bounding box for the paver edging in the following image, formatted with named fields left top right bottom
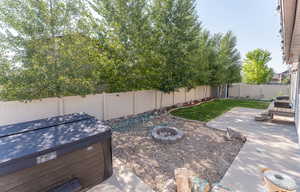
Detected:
left=167, top=98, right=216, bottom=124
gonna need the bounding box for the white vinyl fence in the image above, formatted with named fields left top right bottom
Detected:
left=0, top=86, right=211, bottom=126
left=228, top=83, right=290, bottom=100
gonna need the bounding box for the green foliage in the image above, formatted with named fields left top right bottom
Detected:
left=242, top=49, right=273, bottom=84
left=171, top=99, right=269, bottom=122
left=208, top=32, right=241, bottom=86
left=0, top=0, right=242, bottom=101
left=266, top=68, right=275, bottom=83
left=0, top=0, right=107, bottom=100
left=88, top=0, right=156, bottom=92
left=282, top=76, right=290, bottom=84
left=150, top=0, right=201, bottom=92
left=193, top=30, right=213, bottom=86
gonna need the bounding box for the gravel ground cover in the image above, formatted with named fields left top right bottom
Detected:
left=109, top=114, right=244, bottom=192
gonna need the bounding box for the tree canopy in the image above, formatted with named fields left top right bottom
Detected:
left=242, top=49, right=273, bottom=84
left=0, top=0, right=242, bottom=101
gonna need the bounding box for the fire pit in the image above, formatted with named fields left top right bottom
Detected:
left=151, top=125, right=184, bottom=144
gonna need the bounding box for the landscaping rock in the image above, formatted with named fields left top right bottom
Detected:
left=175, top=168, right=195, bottom=192
left=225, top=128, right=247, bottom=142
left=211, top=184, right=233, bottom=192
left=162, top=179, right=176, bottom=192
left=191, top=177, right=210, bottom=192
left=112, top=114, right=243, bottom=192
left=255, top=113, right=272, bottom=121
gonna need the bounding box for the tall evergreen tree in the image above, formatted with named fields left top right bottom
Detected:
left=88, top=0, right=155, bottom=92
left=0, top=0, right=104, bottom=100
left=194, top=29, right=215, bottom=86
left=151, top=0, right=201, bottom=93
left=218, top=31, right=241, bottom=84
left=208, top=31, right=241, bottom=86
left=0, top=0, right=242, bottom=101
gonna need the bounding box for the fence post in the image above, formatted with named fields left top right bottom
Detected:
left=102, top=92, right=106, bottom=120
left=58, top=98, right=64, bottom=115
left=155, top=90, right=158, bottom=109
left=133, top=91, right=136, bottom=115
left=184, top=88, right=187, bottom=102
left=173, top=91, right=175, bottom=105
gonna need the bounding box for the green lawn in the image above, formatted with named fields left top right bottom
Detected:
left=170, top=99, right=270, bottom=122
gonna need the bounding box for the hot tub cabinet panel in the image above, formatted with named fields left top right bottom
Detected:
left=0, top=113, right=112, bottom=192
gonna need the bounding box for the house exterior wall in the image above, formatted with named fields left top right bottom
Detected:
left=290, top=64, right=297, bottom=108
left=280, top=0, right=300, bottom=143
left=290, top=62, right=300, bottom=144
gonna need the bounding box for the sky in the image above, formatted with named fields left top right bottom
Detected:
left=196, top=0, right=287, bottom=73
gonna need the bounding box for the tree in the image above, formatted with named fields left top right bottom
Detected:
left=242, top=49, right=273, bottom=84
left=207, top=31, right=241, bottom=86
left=266, top=68, right=275, bottom=82
left=0, top=0, right=242, bottom=101
left=150, top=0, right=201, bottom=93
left=0, top=0, right=105, bottom=101
left=88, top=0, right=157, bottom=92
left=282, top=76, right=290, bottom=84
left=193, top=29, right=213, bottom=86
left=219, top=31, right=241, bottom=84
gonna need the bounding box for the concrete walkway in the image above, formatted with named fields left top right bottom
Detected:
left=207, top=107, right=300, bottom=192
left=87, top=167, right=154, bottom=192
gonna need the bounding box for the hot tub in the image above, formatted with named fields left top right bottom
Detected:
left=0, top=113, right=112, bottom=192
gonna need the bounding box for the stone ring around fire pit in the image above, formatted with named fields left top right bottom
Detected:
left=151, top=125, right=184, bottom=144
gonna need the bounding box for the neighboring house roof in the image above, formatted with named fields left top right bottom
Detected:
left=271, top=70, right=290, bottom=83
left=280, top=0, right=300, bottom=63
left=273, top=73, right=281, bottom=80
left=281, top=69, right=289, bottom=74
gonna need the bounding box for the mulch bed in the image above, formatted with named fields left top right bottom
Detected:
left=111, top=114, right=243, bottom=192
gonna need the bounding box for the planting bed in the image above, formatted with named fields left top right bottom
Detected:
left=110, top=114, right=243, bottom=192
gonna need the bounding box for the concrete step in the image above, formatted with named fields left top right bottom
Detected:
left=268, top=101, right=294, bottom=117
left=269, top=108, right=295, bottom=117
left=255, top=115, right=271, bottom=121
left=276, top=95, right=289, bottom=100
left=274, top=99, right=291, bottom=108
left=87, top=177, right=123, bottom=192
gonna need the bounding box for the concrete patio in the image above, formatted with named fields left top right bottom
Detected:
left=87, top=158, right=154, bottom=192
left=207, top=107, right=300, bottom=192
left=87, top=166, right=154, bottom=192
